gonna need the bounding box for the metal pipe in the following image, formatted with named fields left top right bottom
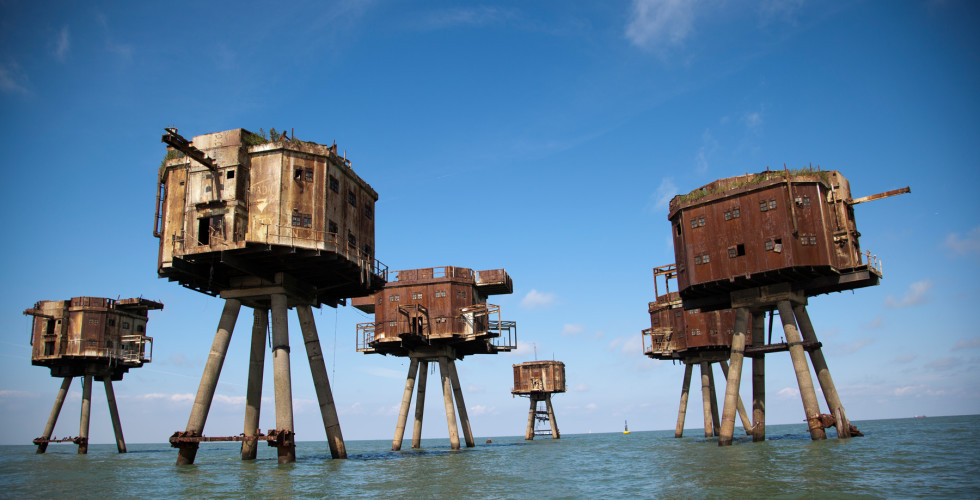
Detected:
left=719, top=308, right=749, bottom=446
left=78, top=375, right=93, bottom=454
left=778, top=300, right=826, bottom=441
left=437, top=357, right=460, bottom=450
left=296, top=304, right=346, bottom=459
left=242, top=307, right=268, bottom=460
left=411, top=361, right=428, bottom=449
left=177, top=298, right=241, bottom=466
left=674, top=363, right=693, bottom=438
left=446, top=359, right=474, bottom=447
left=392, top=358, right=419, bottom=451
left=37, top=377, right=72, bottom=454
left=103, top=377, right=127, bottom=453
left=271, top=294, right=296, bottom=463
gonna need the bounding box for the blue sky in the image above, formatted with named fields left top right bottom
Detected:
left=1, top=0, right=978, bottom=446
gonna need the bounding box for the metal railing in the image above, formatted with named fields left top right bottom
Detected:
left=356, top=322, right=376, bottom=352
left=862, top=250, right=882, bottom=275
left=58, top=336, right=153, bottom=364
left=642, top=328, right=672, bottom=355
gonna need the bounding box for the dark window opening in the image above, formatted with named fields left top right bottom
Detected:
left=45, top=320, right=55, bottom=335
left=197, top=217, right=211, bottom=245
left=302, top=215, right=312, bottom=228
left=363, top=244, right=372, bottom=256
left=328, top=220, right=338, bottom=234
left=675, top=224, right=681, bottom=236
left=305, top=168, right=313, bottom=182
left=736, top=244, right=745, bottom=256
left=348, top=233, right=356, bottom=247
left=348, top=191, right=356, bottom=206
left=107, top=318, right=115, bottom=327
left=136, top=325, right=145, bottom=333
left=329, top=176, right=339, bottom=193
left=774, top=238, right=783, bottom=253
left=44, top=341, right=54, bottom=356
left=365, top=204, right=373, bottom=220
left=294, top=168, right=303, bottom=181
left=226, top=170, right=235, bottom=179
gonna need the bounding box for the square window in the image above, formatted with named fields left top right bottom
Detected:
left=698, top=216, right=705, bottom=227
left=329, top=176, right=339, bottom=193
left=801, top=237, right=808, bottom=246
left=690, top=218, right=697, bottom=229
left=363, top=244, right=372, bottom=256
left=769, top=200, right=777, bottom=210
left=347, top=233, right=356, bottom=246
left=733, top=208, right=740, bottom=218
left=765, top=240, right=774, bottom=251
left=226, top=170, right=235, bottom=179
left=694, top=256, right=702, bottom=265
left=305, top=168, right=313, bottom=182
left=728, top=247, right=737, bottom=258
left=348, top=191, right=356, bottom=206
left=328, top=220, right=338, bottom=234
left=760, top=201, right=768, bottom=212
left=294, top=168, right=303, bottom=181
left=724, top=211, right=731, bottom=221
left=809, top=236, right=817, bottom=245
left=702, top=254, right=710, bottom=263
left=803, top=197, right=811, bottom=206
left=365, top=204, right=373, bottom=220
left=302, top=216, right=312, bottom=228
left=292, top=214, right=302, bottom=226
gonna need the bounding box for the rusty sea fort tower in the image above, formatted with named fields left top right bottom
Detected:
left=24, top=296, right=162, bottom=454
left=155, top=128, right=386, bottom=464
left=511, top=360, right=566, bottom=440
left=353, top=266, right=516, bottom=450
left=657, top=168, right=907, bottom=446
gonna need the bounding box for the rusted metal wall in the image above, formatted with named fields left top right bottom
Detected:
left=645, top=292, right=741, bottom=359
left=512, top=361, right=566, bottom=394
left=669, top=170, right=864, bottom=299
left=157, top=129, right=382, bottom=301
left=26, top=297, right=163, bottom=376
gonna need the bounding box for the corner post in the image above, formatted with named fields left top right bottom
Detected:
left=778, top=300, right=826, bottom=441
left=719, top=308, right=749, bottom=446
left=37, top=377, right=72, bottom=454
left=242, top=307, right=268, bottom=460
left=392, top=358, right=420, bottom=451
left=296, top=304, right=346, bottom=458
left=674, top=363, right=693, bottom=438
left=103, top=377, right=127, bottom=453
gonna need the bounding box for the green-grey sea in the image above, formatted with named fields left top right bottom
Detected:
left=1, top=415, right=977, bottom=498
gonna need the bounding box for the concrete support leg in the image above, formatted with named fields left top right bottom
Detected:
left=37, top=377, right=72, bottom=454
left=446, top=359, right=474, bottom=448
left=675, top=364, right=693, bottom=438
left=437, top=357, right=460, bottom=450
left=778, top=300, right=826, bottom=441
left=78, top=374, right=93, bottom=454
left=794, top=304, right=850, bottom=438
left=412, top=361, right=428, bottom=449
left=719, top=308, right=750, bottom=446
left=545, top=393, right=560, bottom=439
left=296, top=305, right=346, bottom=459
left=270, top=294, right=296, bottom=463
left=719, top=359, right=753, bottom=435
left=242, top=308, right=268, bottom=460
left=752, top=311, right=766, bottom=442
left=700, top=362, right=713, bottom=437
left=103, top=377, right=126, bottom=453
left=392, top=358, right=420, bottom=451
left=707, top=365, right=721, bottom=437
left=177, top=299, right=240, bottom=465
left=525, top=395, right=537, bottom=440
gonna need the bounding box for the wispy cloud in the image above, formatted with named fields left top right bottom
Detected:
left=96, top=13, right=134, bottom=61
left=420, top=6, right=516, bottom=30
left=54, top=26, right=70, bottom=62
left=573, top=383, right=590, bottom=392
left=625, top=0, right=697, bottom=52
left=833, top=338, right=873, bottom=355
left=0, top=61, right=30, bottom=94
left=695, top=128, right=717, bottom=174
left=648, top=177, right=677, bottom=213
left=743, top=110, right=763, bottom=131
left=521, top=289, right=556, bottom=309
left=952, top=337, right=980, bottom=351
left=469, top=404, right=497, bottom=416
left=892, top=384, right=945, bottom=397
left=0, top=389, right=37, bottom=399
left=862, top=315, right=884, bottom=330
left=944, top=226, right=980, bottom=256
left=561, top=323, right=585, bottom=337
left=776, top=387, right=799, bottom=399
left=884, top=280, right=933, bottom=308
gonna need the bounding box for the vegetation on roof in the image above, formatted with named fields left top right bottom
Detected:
left=676, top=167, right=831, bottom=204
left=243, top=127, right=297, bottom=147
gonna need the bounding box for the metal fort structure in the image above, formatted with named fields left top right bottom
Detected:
left=155, top=127, right=387, bottom=464
left=663, top=168, right=908, bottom=446
left=353, top=266, right=516, bottom=450
left=24, top=296, right=162, bottom=455
left=511, top=360, right=566, bottom=440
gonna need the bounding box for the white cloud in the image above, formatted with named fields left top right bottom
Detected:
left=0, top=62, right=30, bottom=94
left=884, top=280, right=933, bottom=308
left=952, top=338, right=980, bottom=351
left=0, top=390, right=37, bottom=399
left=136, top=392, right=195, bottom=403
left=944, top=226, right=980, bottom=256
left=649, top=177, right=677, bottom=213
left=862, top=315, right=884, bottom=330
left=776, top=387, right=799, bottom=399
left=521, top=289, right=556, bottom=309
left=573, top=383, right=590, bottom=392
left=585, top=403, right=597, bottom=410
left=892, top=384, right=945, bottom=397
left=561, top=324, right=585, bottom=337
left=834, top=338, right=873, bottom=355
left=54, top=26, right=70, bottom=62
left=695, top=128, right=717, bottom=174
left=625, top=0, right=697, bottom=51
left=469, top=405, right=497, bottom=416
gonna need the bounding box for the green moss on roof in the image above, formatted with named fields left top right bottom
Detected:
left=676, top=167, right=831, bottom=204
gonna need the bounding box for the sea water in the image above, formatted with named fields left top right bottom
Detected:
left=1, top=415, right=977, bottom=498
